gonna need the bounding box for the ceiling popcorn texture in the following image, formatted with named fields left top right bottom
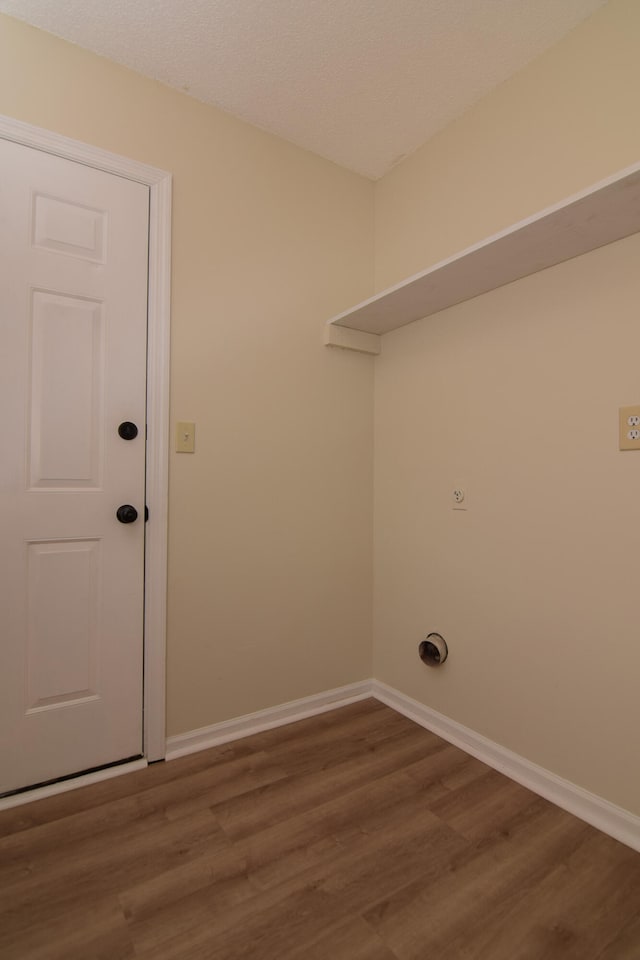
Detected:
left=0, top=0, right=608, bottom=178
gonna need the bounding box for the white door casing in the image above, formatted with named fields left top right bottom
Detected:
left=0, top=117, right=171, bottom=795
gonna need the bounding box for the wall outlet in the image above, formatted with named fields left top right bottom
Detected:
left=619, top=406, right=640, bottom=451
left=452, top=486, right=467, bottom=510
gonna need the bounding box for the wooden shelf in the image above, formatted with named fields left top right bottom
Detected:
left=327, top=163, right=640, bottom=340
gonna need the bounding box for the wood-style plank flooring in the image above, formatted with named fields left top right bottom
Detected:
left=1, top=699, right=639, bottom=959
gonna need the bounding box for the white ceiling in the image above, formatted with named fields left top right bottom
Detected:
left=0, top=0, right=608, bottom=179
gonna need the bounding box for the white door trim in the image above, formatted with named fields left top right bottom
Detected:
left=0, top=114, right=171, bottom=763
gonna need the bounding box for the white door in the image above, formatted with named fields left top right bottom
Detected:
left=0, top=138, right=149, bottom=795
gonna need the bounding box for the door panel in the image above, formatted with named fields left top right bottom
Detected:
left=0, top=137, right=149, bottom=794
left=26, top=539, right=100, bottom=711
left=32, top=192, right=107, bottom=261
left=30, top=290, right=103, bottom=487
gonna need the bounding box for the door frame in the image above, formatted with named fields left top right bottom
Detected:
left=0, top=114, right=171, bottom=764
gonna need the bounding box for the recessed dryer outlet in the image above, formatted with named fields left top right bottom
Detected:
left=452, top=486, right=467, bottom=510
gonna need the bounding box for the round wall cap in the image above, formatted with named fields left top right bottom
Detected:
left=418, top=632, right=448, bottom=667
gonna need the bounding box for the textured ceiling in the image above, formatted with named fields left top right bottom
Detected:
left=0, top=0, right=608, bottom=179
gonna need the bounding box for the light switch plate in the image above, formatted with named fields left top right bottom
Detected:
left=176, top=421, right=196, bottom=453
left=619, top=406, right=640, bottom=451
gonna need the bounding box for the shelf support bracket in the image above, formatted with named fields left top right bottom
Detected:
left=324, top=323, right=381, bottom=356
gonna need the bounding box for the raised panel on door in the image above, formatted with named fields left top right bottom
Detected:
left=29, top=290, right=104, bottom=488
left=26, top=539, right=101, bottom=712
left=32, top=192, right=107, bottom=262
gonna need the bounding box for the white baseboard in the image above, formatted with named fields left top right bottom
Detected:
left=165, top=680, right=374, bottom=760
left=168, top=677, right=639, bottom=852
left=0, top=758, right=148, bottom=812
left=372, top=680, right=640, bottom=853
left=3, top=678, right=637, bottom=855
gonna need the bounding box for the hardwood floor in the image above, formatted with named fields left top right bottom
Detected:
left=1, top=698, right=638, bottom=959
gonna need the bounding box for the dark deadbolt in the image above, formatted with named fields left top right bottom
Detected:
left=118, top=421, right=139, bottom=440
left=116, top=504, right=138, bottom=524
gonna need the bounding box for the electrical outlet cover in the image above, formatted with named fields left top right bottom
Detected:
left=619, top=406, right=640, bottom=451
left=452, top=486, right=467, bottom=510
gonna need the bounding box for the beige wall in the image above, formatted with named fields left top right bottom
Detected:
left=2, top=0, right=639, bottom=816
left=373, top=0, right=640, bottom=814
left=375, top=0, right=640, bottom=290
left=0, top=15, right=375, bottom=736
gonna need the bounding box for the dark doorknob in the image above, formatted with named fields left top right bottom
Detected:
left=116, top=504, right=138, bottom=524
left=118, top=421, right=139, bottom=440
